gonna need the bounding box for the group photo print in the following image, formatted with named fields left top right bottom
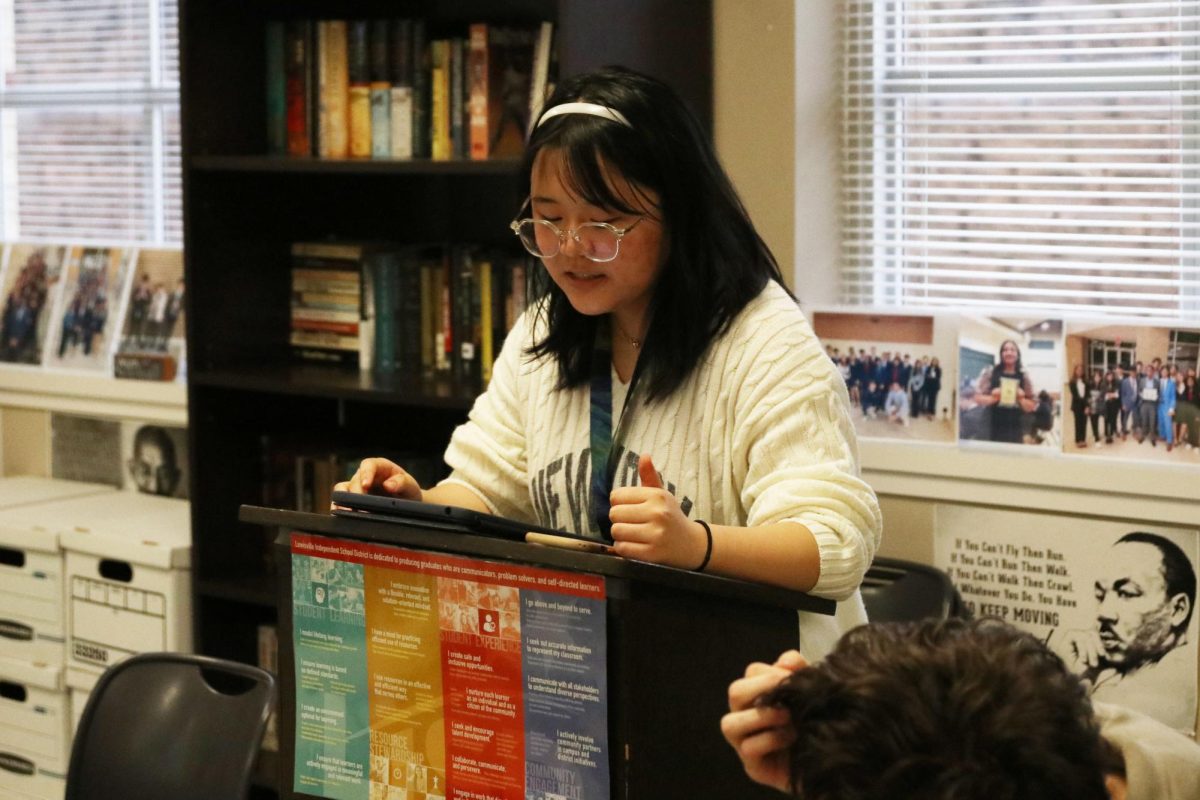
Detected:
left=811, top=311, right=956, bottom=444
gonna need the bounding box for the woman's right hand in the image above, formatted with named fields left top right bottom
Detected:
left=333, top=458, right=424, bottom=500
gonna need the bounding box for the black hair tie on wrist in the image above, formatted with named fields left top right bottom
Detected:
left=695, top=519, right=713, bottom=572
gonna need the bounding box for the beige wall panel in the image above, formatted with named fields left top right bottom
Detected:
left=2, top=407, right=50, bottom=477
left=714, top=0, right=798, bottom=291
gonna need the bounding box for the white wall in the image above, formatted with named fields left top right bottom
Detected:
left=713, top=1, right=1199, bottom=731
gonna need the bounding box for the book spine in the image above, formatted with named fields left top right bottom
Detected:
left=291, top=275, right=359, bottom=293
left=450, top=37, right=466, bottom=160
left=372, top=252, right=398, bottom=372
left=429, top=39, right=450, bottom=161
left=467, top=24, right=489, bottom=160
left=292, top=241, right=366, bottom=260
left=389, top=18, right=413, bottom=159
left=410, top=19, right=430, bottom=159
left=318, top=20, right=350, bottom=159
left=397, top=250, right=423, bottom=374
left=290, top=329, right=359, bottom=350
left=292, top=290, right=358, bottom=309
left=419, top=259, right=433, bottom=372
left=433, top=252, right=451, bottom=372
left=285, top=20, right=312, bottom=156
left=291, top=318, right=360, bottom=335
left=293, top=346, right=361, bottom=367
left=452, top=246, right=474, bottom=383
left=479, top=255, right=493, bottom=384
left=265, top=21, right=287, bottom=155
left=368, top=20, right=391, bottom=158
left=306, top=21, right=320, bottom=157
left=493, top=257, right=511, bottom=358
left=358, top=248, right=375, bottom=370
left=527, top=21, right=555, bottom=134
left=347, top=20, right=372, bottom=158
left=486, top=27, right=535, bottom=158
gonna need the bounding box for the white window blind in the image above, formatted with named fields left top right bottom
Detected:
left=842, top=0, right=1200, bottom=317
left=0, top=0, right=180, bottom=246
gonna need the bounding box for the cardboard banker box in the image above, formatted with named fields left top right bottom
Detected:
left=55, top=492, right=191, bottom=688
left=0, top=658, right=69, bottom=800
left=0, top=477, right=118, bottom=666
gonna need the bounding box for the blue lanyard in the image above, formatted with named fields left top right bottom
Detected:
left=589, top=317, right=644, bottom=541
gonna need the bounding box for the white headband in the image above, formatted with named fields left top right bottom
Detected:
left=536, top=102, right=631, bottom=129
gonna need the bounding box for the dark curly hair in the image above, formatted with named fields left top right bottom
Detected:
left=761, top=618, right=1118, bottom=800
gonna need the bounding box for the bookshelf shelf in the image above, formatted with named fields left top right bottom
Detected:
left=190, top=365, right=478, bottom=409
left=190, top=154, right=523, bottom=176
left=196, top=576, right=278, bottom=608
left=181, top=2, right=711, bottom=795
left=0, top=366, right=186, bottom=425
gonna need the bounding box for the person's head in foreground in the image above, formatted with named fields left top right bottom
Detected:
left=760, top=618, right=1117, bottom=800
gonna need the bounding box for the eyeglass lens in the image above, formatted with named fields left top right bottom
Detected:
left=518, top=220, right=620, bottom=261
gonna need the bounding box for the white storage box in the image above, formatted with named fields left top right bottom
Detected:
left=0, top=478, right=118, bottom=666
left=56, top=493, right=191, bottom=683
left=68, top=685, right=91, bottom=739
left=0, top=657, right=68, bottom=800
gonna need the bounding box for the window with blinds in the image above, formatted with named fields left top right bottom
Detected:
left=842, top=0, right=1200, bottom=318
left=0, top=0, right=180, bottom=246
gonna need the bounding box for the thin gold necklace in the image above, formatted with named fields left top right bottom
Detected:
left=615, top=319, right=642, bottom=350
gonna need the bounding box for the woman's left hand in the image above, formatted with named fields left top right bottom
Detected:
left=609, top=453, right=707, bottom=569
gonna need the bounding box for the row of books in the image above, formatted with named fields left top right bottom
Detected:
left=0, top=243, right=185, bottom=381
left=267, top=17, right=555, bottom=161
left=259, top=434, right=446, bottom=517
left=290, top=241, right=536, bottom=388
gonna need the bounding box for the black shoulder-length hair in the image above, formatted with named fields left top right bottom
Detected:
left=521, top=65, right=788, bottom=400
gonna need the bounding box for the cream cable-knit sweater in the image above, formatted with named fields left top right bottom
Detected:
left=441, top=281, right=882, bottom=658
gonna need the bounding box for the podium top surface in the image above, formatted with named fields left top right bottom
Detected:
left=241, top=504, right=835, bottom=616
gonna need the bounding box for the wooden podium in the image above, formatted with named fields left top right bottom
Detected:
left=241, top=505, right=834, bottom=800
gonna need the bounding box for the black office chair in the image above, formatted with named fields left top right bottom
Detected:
left=66, top=652, right=277, bottom=800
left=862, top=556, right=970, bottom=623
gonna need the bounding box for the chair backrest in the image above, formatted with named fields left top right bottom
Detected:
left=862, top=557, right=970, bottom=623
left=66, top=651, right=277, bottom=800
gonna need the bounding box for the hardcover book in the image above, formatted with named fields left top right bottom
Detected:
left=467, top=24, right=489, bottom=159
left=285, top=19, right=314, bottom=156
left=389, top=18, right=414, bottom=159
left=266, top=21, right=287, bottom=154
left=290, top=241, right=368, bottom=367
left=486, top=26, right=537, bottom=158
left=368, top=19, right=391, bottom=158
left=317, top=20, right=350, bottom=159
left=347, top=19, right=372, bottom=158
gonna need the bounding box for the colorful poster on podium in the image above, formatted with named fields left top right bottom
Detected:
left=291, top=533, right=609, bottom=800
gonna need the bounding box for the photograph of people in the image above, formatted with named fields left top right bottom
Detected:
left=0, top=244, right=67, bottom=366
left=334, top=66, right=882, bottom=660
left=810, top=311, right=956, bottom=443
left=958, top=317, right=1062, bottom=447
left=1063, top=323, right=1200, bottom=461
left=45, top=246, right=134, bottom=373
left=117, top=249, right=186, bottom=368
left=1057, top=532, right=1196, bottom=733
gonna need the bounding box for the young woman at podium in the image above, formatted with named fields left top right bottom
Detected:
left=335, top=66, right=882, bottom=660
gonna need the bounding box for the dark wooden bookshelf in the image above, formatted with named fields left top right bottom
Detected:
left=180, top=1, right=711, bottom=796
left=190, top=364, right=480, bottom=408
left=190, top=154, right=525, bottom=176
